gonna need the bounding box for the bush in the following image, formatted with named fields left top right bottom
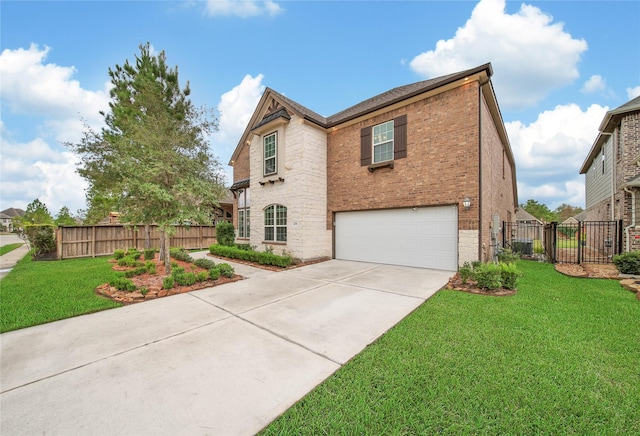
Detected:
left=193, top=258, right=216, bottom=270
left=125, top=248, right=141, bottom=260
left=500, top=262, right=522, bottom=290
left=216, top=222, right=236, bottom=247
left=162, top=276, right=175, bottom=289
left=209, top=268, right=220, bottom=280
left=169, top=247, right=193, bottom=263
left=459, top=262, right=474, bottom=285
left=145, top=261, right=156, bottom=275
left=118, top=256, right=144, bottom=268
left=473, top=263, right=503, bottom=290
left=110, top=277, right=136, bottom=292
left=209, top=244, right=292, bottom=268
left=612, top=251, right=640, bottom=275
left=123, top=266, right=147, bottom=278
left=172, top=266, right=185, bottom=276
left=144, top=248, right=155, bottom=261
left=216, top=263, right=235, bottom=278
left=174, top=272, right=197, bottom=286
left=24, top=225, right=56, bottom=258
left=113, top=249, right=126, bottom=260
left=496, top=248, right=520, bottom=263
left=236, top=243, right=252, bottom=251
left=196, top=271, right=209, bottom=282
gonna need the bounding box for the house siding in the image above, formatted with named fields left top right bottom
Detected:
left=585, top=137, right=613, bottom=213
left=327, top=82, right=481, bottom=265
left=480, top=88, right=516, bottom=261
left=248, top=115, right=330, bottom=260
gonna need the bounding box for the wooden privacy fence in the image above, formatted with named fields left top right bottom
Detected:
left=56, top=224, right=218, bottom=260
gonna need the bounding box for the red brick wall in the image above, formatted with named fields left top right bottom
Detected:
left=480, top=91, right=516, bottom=260
left=231, top=145, right=250, bottom=228
left=327, top=82, right=481, bottom=230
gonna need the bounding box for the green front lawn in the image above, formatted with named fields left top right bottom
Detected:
left=262, top=261, right=639, bottom=434
left=0, top=255, right=122, bottom=333
left=0, top=243, right=23, bottom=256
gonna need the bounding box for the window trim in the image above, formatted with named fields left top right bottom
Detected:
left=264, top=204, right=287, bottom=242
left=372, top=120, right=395, bottom=164
left=263, top=132, right=278, bottom=176
left=237, top=188, right=250, bottom=239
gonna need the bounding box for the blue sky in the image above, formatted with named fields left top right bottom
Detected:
left=1, top=0, right=639, bottom=216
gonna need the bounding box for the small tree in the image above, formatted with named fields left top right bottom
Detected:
left=216, top=222, right=236, bottom=246
left=54, top=206, right=76, bottom=226
left=67, top=43, right=226, bottom=274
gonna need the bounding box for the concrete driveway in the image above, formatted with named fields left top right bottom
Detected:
left=0, top=259, right=453, bottom=435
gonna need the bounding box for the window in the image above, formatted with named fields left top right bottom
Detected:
left=264, top=204, right=286, bottom=242
left=360, top=115, right=407, bottom=166
left=237, top=188, right=250, bottom=239
left=264, top=132, right=277, bottom=176
left=372, top=120, right=394, bottom=163
left=616, top=126, right=623, bottom=161
left=601, top=147, right=605, bottom=175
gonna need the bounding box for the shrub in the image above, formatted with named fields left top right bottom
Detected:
left=162, top=276, right=175, bottom=289
left=196, top=271, right=209, bottom=282
left=118, top=256, right=144, bottom=268
left=209, top=244, right=292, bottom=268
left=124, top=266, right=147, bottom=278
left=110, top=277, right=136, bottom=292
left=216, top=222, right=236, bottom=247
left=236, top=243, right=252, bottom=251
left=145, top=261, right=156, bottom=275
left=144, top=248, right=155, bottom=261
left=125, top=248, right=141, bottom=260
left=140, top=286, right=149, bottom=296
left=169, top=247, right=193, bottom=263
left=496, top=248, right=520, bottom=263
left=24, top=225, right=56, bottom=258
left=194, top=258, right=216, bottom=270
left=113, top=249, right=126, bottom=260
left=500, top=262, right=522, bottom=290
left=473, top=263, right=503, bottom=290
left=216, top=263, right=235, bottom=278
left=174, top=272, right=197, bottom=286
left=172, top=266, right=185, bottom=276
left=612, top=251, right=640, bottom=275
left=209, top=268, right=220, bottom=280
left=459, top=262, right=474, bottom=285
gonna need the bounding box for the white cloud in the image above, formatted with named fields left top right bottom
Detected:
left=204, top=0, right=283, bottom=18
left=409, top=0, right=587, bottom=109
left=0, top=133, right=87, bottom=214
left=0, top=44, right=110, bottom=213
left=213, top=74, right=265, bottom=161
left=507, top=103, right=608, bottom=208
left=627, top=86, right=640, bottom=100
left=0, top=44, right=110, bottom=132
left=581, top=75, right=606, bottom=94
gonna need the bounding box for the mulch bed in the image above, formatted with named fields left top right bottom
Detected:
left=96, top=255, right=242, bottom=305
left=446, top=273, right=516, bottom=297
left=554, top=263, right=620, bottom=279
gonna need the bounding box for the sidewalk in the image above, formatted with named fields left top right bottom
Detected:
left=0, top=243, right=29, bottom=279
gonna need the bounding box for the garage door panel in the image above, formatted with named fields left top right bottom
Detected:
left=335, top=207, right=457, bottom=270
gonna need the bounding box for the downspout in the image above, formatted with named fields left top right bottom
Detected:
left=624, top=186, right=635, bottom=252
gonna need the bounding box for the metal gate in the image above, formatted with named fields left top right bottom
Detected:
left=543, top=220, right=623, bottom=264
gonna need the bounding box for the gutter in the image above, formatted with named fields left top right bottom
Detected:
left=623, top=186, right=636, bottom=252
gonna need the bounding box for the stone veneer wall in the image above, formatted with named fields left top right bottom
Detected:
left=248, top=115, right=331, bottom=261
left=459, top=230, right=479, bottom=265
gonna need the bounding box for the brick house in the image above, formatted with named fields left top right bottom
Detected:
left=229, top=63, right=517, bottom=270
left=580, top=95, right=640, bottom=251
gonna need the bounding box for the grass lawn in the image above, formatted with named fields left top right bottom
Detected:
left=0, top=255, right=122, bottom=333
left=0, top=243, right=24, bottom=256
left=261, top=261, right=640, bottom=434
left=556, top=238, right=579, bottom=249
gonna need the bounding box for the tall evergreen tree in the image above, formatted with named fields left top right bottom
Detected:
left=68, top=43, right=226, bottom=272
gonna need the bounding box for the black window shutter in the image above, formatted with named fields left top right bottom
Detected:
left=360, top=126, right=372, bottom=166
left=394, top=114, right=407, bottom=160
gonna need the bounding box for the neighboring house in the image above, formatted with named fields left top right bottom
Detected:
left=0, top=208, right=25, bottom=232
left=561, top=216, right=579, bottom=225
left=515, top=209, right=543, bottom=225
left=580, top=95, right=640, bottom=251
left=212, top=190, right=234, bottom=225
left=229, top=63, right=518, bottom=270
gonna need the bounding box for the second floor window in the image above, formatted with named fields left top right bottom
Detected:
left=264, top=132, right=277, bottom=176
left=372, top=120, right=394, bottom=163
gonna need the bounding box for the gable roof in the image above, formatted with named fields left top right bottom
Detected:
left=580, top=95, right=640, bottom=174
left=1, top=208, right=25, bottom=217
left=231, top=64, right=494, bottom=165
left=516, top=209, right=542, bottom=223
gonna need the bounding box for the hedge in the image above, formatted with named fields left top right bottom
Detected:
left=209, top=244, right=292, bottom=268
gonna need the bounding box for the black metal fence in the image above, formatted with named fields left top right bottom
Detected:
left=503, top=220, right=623, bottom=264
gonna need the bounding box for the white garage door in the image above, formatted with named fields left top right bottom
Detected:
left=335, top=206, right=458, bottom=270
